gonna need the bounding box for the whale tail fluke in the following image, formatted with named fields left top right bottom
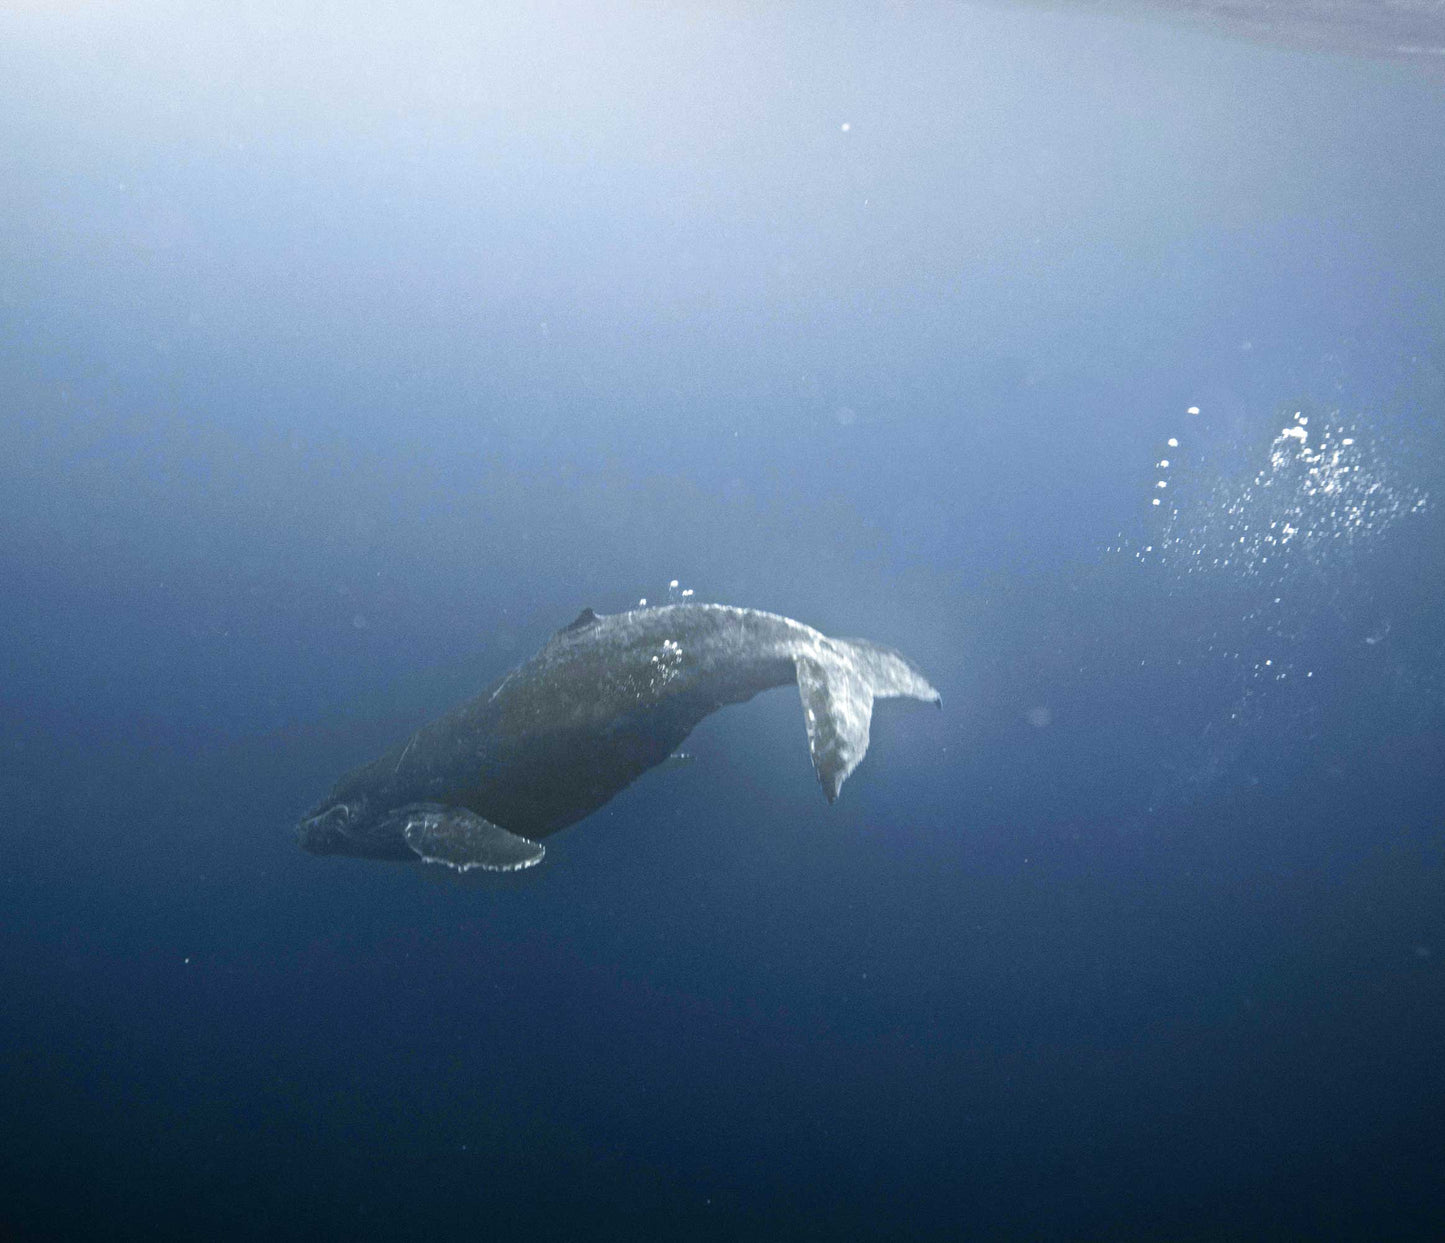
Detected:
left=795, top=638, right=940, bottom=803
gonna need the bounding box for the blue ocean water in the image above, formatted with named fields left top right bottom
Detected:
left=2, top=4, right=1443, bottom=1239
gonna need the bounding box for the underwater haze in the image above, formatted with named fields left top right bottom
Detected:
left=3, top=2, right=1444, bottom=1239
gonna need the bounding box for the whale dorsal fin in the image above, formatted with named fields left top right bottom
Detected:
left=559, top=607, right=600, bottom=634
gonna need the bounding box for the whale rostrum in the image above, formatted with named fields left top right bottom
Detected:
left=297, top=603, right=941, bottom=872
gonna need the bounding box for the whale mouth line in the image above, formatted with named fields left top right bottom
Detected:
left=298, top=803, right=352, bottom=854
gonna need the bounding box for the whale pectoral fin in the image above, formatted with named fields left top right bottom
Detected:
left=795, top=654, right=874, bottom=804
left=399, top=804, right=545, bottom=873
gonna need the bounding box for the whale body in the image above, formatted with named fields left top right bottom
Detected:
left=297, top=603, right=940, bottom=872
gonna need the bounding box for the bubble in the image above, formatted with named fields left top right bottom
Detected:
left=1114, top=402, right=1431, bottom=748
left=1139, top=413, right=1426, bottom=587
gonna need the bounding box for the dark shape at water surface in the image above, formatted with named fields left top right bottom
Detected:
left=297, top=603, right=941, bottom=873
left=1058, top=0, right=1445, bottom=61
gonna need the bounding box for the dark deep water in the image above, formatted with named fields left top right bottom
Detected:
left=3, top=4, right=1444, bottom=1239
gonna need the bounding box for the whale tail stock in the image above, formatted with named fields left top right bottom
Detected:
left=795, top=637, right=941, bottom=803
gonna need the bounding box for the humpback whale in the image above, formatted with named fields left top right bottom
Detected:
left=297, top=603, right=940, bottom=872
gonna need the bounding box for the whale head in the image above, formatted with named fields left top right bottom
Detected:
left=296, top=800, right=357, bottom=855
left=297, top=796, right=412, bottom=861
